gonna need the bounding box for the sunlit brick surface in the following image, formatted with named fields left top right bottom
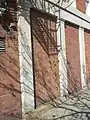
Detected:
left=65, top=22, right=81, bottom=94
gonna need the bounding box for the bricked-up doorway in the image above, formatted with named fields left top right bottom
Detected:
left=65, top=22, right=81, bottom=94
left=30, top=8, right=60, bottom=107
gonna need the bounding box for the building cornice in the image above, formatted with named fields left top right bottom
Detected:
left=45, top=0, right=90, bottom=30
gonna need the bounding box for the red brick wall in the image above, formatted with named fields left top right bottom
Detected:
left=65, top=22, right=81, bottom=94
left=84, top=29, right=90, bottom=86
left=0, top=33, right=21, bottom=116
left=31, top=9, right=60, bottom=106
left=0, top=1, right=21, bottom=117
left=76, top=0, right=85, bottom=13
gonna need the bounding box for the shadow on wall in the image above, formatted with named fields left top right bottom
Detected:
left=0, top=0, right=90, bottom=120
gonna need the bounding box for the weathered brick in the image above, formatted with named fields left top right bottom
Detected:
left=65, top=22, right=81, bottom=94
left=31, top=9, right=60, bottom=106
left=76, top=0, right=85, bottom=13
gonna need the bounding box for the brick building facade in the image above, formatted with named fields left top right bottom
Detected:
left=0, top=0, right=90, bottom=118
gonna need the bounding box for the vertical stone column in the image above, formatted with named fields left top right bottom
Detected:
left=79, top=27, right=86, bottom=88
left=17, top=0, right=34, bottom=115
left=57, top=20, right=68, bottom=96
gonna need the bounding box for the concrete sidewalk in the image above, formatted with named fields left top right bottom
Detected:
left=26, top=88, right=90, bottom=120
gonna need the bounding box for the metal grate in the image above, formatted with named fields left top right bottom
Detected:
left=0, top=38, right=5, bottom=52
